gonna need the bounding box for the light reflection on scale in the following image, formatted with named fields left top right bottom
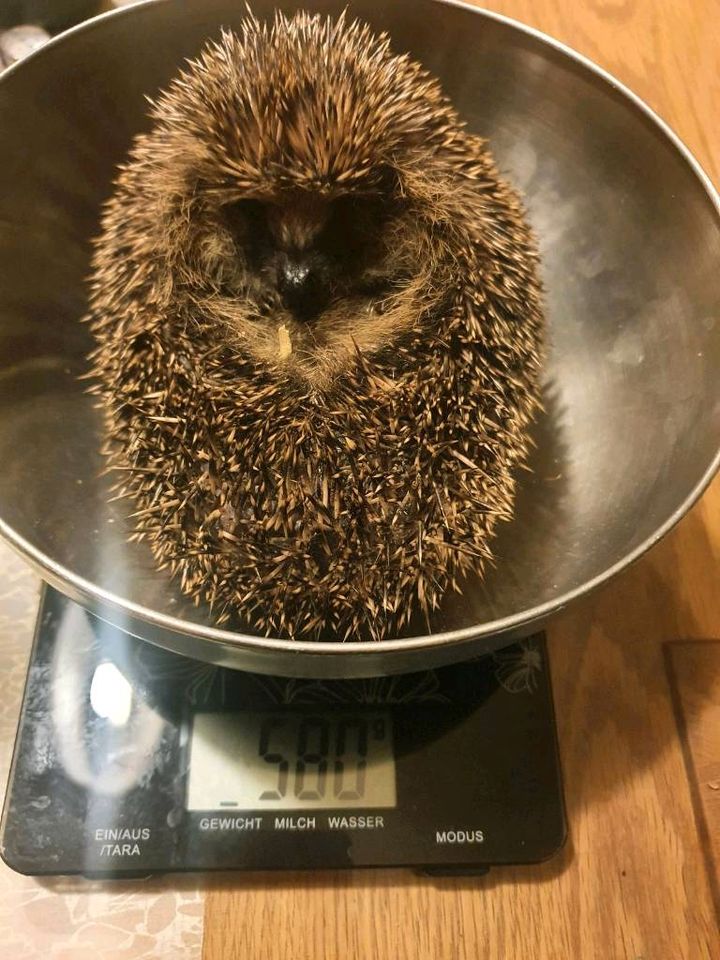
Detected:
left=50, top=600, right=165, bottom=796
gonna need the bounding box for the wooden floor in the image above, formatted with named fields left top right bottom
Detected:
left=202, top=2, right=720, bottom=957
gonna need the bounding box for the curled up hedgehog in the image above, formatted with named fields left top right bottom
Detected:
left=87, top=11, right=545, bottom=642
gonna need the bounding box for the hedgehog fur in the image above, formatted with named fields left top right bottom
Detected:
left=86, top=11, right=545, bottom=642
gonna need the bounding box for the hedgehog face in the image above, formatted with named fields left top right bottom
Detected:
left=222, top=189, right=397, bottom=317
left=186, top=176, right=423, bottom=385
left=212, top=182, right=412, bottom=339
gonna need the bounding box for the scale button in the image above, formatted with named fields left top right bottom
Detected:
left=435, top=828, right=485, bottom=845
left=326, top=815, right=385, bottom=830
left=273, top=816, right=316, bottom=831
left=198, top=816, right=263, bottom=832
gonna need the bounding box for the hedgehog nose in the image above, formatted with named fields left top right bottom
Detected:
left=277, top=257, right=324, bottom=321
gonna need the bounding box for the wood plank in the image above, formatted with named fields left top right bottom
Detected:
left=202, top=1, right=720, bottom=957
left=667, top=642, right=720, bottom=920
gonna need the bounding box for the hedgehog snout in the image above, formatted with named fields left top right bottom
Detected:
left=276, top=250, right=333, bottom=321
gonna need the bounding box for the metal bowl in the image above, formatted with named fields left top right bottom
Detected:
left=0, top=0, right=718, bottom=677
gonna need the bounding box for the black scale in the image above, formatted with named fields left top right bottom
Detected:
left=0, top=586, right=565, bottom=877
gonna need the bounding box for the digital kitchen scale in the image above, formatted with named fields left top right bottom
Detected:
left=0, top=586, right=565, bottom=877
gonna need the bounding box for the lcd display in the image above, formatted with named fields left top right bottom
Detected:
left=187, top=711, right=396, bottom=810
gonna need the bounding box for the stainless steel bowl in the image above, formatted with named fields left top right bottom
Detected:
left=0, top=0, right=719, bottom=677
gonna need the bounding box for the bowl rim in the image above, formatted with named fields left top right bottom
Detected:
left=1, top=0, right=719, bottom=659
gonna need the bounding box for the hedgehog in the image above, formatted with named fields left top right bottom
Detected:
left=86, top=11, right=544, bottom=642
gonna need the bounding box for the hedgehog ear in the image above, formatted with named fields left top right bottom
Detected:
left=373, top=165, right=400, bottom=196
left=222, top=197, right=269, bottom=232
left=224, top=197, right=267, bottom=216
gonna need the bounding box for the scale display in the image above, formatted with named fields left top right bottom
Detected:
left=0, top=587, right=566, bottom=877
left=187, top=711, right=396, bottom=810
